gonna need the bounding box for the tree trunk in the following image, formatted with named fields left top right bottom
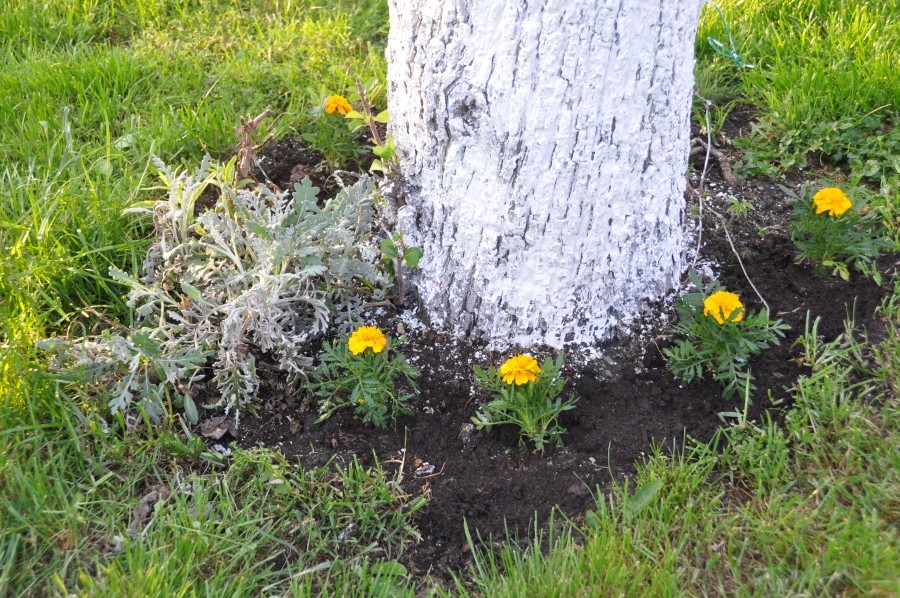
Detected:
left=387, top=0, right=702, bottom=348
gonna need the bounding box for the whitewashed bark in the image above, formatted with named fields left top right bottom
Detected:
left=387, top=0, right=702, bottom=348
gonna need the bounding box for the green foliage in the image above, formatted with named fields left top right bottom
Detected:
left=665, top=273, right=789, bottom=399
left=694, top=1, right=898, bottom=194
left=314, top=334, right=419, bottom=429
left=226, top=450, right=427, bottom=562
left=302, top=98, right=371, bottom=170
left=346, top=98, right=395, bottom=173
left=40, top=159, right=392, bottom=424
left=786, top=183, right=892, bottom=282
left=471, top=355, right=577, bottom=452
left=738, top=115, right=900, bottom=196
left=380, top=232, right=423, bottom=280
left=462, top=300, right=899, bottom=596
left=726, top=195, right=755, bottom=218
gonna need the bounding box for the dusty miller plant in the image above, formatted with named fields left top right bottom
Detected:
left=43, top=156, right=391, bottom=424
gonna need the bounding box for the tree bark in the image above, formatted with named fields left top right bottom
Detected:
left=387, top=0, right=702, bottom=348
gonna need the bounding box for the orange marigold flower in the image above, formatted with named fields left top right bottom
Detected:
left=812, top=187, right=852, bottom=217
left=703, top=291, right=744, bottom=324
left=324, top=94, right=353, bottom=116
left=499, top=354, right=542, bottom=385
left=348, top=326, right=387, bottom=355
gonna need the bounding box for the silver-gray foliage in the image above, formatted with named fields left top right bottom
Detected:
left=43, top=157, right=390, bottom=424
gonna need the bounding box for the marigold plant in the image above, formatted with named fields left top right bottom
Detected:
left=324, top=94, right=353, bottom=115
left=703, top=291, right=744, bottom=324
left=665, top=273, right=789, bottom=400
left=472, top=354, right=577, bottom=452
left=812, top=187, right=852, bottom=217
left=302, top=93, right=369, bottom=169
left=788, top=182, right=891, bottom=282
left=348, top=325, right=387, bottom=355
left=315, top=327, right=418, bottom=429
left=499, top=354, right=542, bottom=385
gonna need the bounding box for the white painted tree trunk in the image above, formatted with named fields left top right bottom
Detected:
left=387, top=0, right=702, bottom=348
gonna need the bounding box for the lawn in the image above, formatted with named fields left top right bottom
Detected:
left=1, top=1, right=897, bottom=595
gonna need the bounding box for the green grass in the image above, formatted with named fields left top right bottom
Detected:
left=2, top=385, right=423, bottom=595
left=0, top=2, right=398, bottom=594
left=1, top=0, right=898, bottom=595
left=0, top=0, right=387, bottom=344
left=695, top=0, right=898, bottom=193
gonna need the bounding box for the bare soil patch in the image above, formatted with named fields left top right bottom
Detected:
left=216, top=134, right=893, bottom=582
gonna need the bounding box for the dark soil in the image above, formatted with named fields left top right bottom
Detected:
left=224, top=129, right=894, bottom=584
left=254, top=136, right=333, bottom=193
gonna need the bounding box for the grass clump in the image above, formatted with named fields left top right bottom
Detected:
left=695, top=0, right=898, bottom=194
left=1, top=384, right=424, bottom=595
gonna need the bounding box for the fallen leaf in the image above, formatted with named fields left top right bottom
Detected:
left=200, top=416, right=230, bottom=439
left=128, top=485, right=170, bottom=539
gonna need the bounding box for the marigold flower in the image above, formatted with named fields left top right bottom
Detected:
left=324, top=94, right=353, bottom=116
left=812, top=187, right=851, bottom=217
left=499, top=354, right=542, bottom=385
left=703, top=291, right=744, bottom=324
left=348, top=326, right=387, bottom=355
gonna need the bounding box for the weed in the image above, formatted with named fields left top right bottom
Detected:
left=41, top=158, right=392, bottom=424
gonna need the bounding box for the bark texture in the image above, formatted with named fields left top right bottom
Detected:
left=387, top=0, right=702, bottom=347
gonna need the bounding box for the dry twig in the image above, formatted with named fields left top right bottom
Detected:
left=235, top=109, right=275, bottom=181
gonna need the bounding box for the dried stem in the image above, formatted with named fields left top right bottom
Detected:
left=355, top=79, right=383, bottom=147
left=690, top=139, right=736, bottom=187
left=690, top=95, right=713, bottom=271
left=235, top=108, right=275, bottom=181
left=707, top=205, right=771, bottom=317
left=691, top=93, right=769, bottom=316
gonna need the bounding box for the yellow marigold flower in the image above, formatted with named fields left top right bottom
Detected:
left=348, top=326, right=387, bottom=355
left=499, top=354, right=542, bottom=385
left=324, top=94, right=353, bottom=116
left=703, top=291, right=744, bottom=324
left=812, top=187, right=852, bottom=217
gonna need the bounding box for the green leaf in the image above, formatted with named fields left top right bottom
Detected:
left=403, top=246, right=423, bottom=268
left=344, top=110, right=364, bottom=120
left=369, top=159, right=384, bottom=172
left=373, top=144, right=392, bottom=159
left=245, top=221, right=269, bottom=239
left=624, top=478, right=663, bottom=519
left=370, top=561, right=407, bottom=577
left=183, top=394, right=199, bottom=424
left=380, top=237, right=399, bottom=259
left=180, top=283, right=203, bottom=302
left=373, top=110, right=389, bottom=124
left=131, top=331, right=161, bottom=358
